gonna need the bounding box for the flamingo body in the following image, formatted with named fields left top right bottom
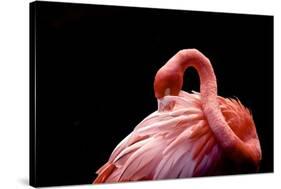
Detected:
left=93, top=49, right=261, bottom=183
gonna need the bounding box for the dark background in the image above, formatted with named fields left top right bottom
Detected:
left=30, top=1, right=273, bottom=187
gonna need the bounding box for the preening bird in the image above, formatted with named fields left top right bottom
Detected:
left=93, top=49, right=261, bottom=183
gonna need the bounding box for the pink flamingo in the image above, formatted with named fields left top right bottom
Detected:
left=93, top=49, right=261, bottom=183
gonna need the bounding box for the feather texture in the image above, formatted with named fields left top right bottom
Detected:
left=94, top=90, right=258, bottom=183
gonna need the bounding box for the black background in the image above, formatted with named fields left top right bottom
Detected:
left=30, top=1, right=273, bottom=187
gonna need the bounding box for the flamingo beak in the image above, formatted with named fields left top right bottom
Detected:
left=164, top=88, right=171, bottom=96
left=157, top=96, right=176, bottom=112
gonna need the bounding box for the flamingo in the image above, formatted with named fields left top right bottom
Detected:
left=93, top=49, right=261, bottom=183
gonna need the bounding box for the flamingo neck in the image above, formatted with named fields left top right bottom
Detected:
left=161, top=49, right=236, bottom=150
left=165, top=49, right=218, bottom=107
left=154, top=49, right=261, bottom=167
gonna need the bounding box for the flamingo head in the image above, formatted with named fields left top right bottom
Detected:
left=154, top=67, right=183, bottom=99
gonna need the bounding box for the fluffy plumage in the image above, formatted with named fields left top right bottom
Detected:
left=93, top=90, right=256, bottom=183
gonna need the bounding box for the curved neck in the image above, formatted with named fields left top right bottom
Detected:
left=163, top=49, right=237, bottom=150
left=165, top=49, right=218, bottom=107
left=154, top=49, right=261, bottom=167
